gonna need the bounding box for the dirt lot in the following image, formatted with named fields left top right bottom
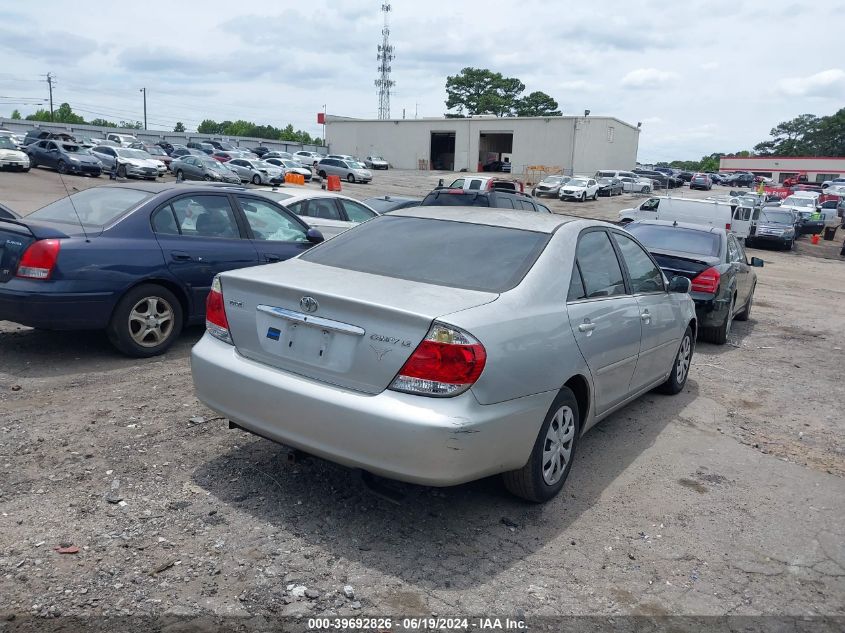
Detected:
left=0, top=167, right=843, bottom=623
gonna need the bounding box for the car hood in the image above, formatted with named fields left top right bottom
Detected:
left=68, top=154, right=102, bottom=164
left=122, top=157, right=159, bottom=167
left=0, top=149, right=28, bottom=160
left=562, top=184, right=588, bottom=191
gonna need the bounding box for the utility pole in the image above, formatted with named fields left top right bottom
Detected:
left=140, top=87, right=147, bottom=129
left=45, top=73, right=54, bottom=122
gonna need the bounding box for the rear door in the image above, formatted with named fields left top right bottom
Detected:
left=566, top=229, right=642, bottom=415
left=731, top=206, right=752, bottom=238
left=234, top=195, right=315, bottom=264
left=611, top=231, right=679, bottom=390
left=151, top=193, right=259, bottom=317
left=727, top=234, right=751, bottom=308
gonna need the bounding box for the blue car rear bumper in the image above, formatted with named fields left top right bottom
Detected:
left=0, top=285, right=115, bottom=330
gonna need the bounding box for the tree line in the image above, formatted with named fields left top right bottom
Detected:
left=661, top=107, right=844, bottom=171
left=7, top=104, right=321, bottom=144
left=444, top=67, right=562, bottom=117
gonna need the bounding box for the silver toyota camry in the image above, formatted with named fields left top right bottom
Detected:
left=191, top=208, right=697, bottom=502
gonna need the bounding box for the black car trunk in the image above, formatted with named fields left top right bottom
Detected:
left=651, top=249, right=720, bottom=282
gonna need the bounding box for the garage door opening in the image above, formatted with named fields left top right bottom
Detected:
left=479, top=132, right=513, bottom=172
left=430, top=132, right=455, bottom=171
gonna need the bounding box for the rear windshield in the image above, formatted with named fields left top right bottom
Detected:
left=27, top=187, right=153, bottom=231
left=626, top=224, right=721, bottom=257
left=300, top=216, right=550, bottom=293
left=421, top=191, right=491, bottom=207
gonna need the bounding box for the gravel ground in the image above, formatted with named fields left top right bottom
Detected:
left=0, top=167, right=843, bottom=623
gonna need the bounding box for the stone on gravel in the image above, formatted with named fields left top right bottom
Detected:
left=342, top=585, right=354, bottom=599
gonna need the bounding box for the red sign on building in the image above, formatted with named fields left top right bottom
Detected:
left=317, top=112, right=325, bottom=124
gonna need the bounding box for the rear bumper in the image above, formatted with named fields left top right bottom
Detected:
left=191, top=335, right=553, bottom=486
left=0, top=284, right=115, bottom=329
left=691, top=292, right=729, bottom=328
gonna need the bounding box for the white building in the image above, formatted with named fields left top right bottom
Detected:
left=325, top=114, right=640, bottom=176
left=719, top=156, right=845, bottom=183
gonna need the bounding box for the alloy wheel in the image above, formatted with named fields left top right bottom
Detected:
left=128, top=296, right=175, bottom=348
left=541, top=406, right=576, bottom=485
left=676, top=335, right=691, bottom=383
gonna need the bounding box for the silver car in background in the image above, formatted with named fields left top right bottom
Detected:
left=316, top=157, right=372, bottom=183
left=532, top=175, right=571, bottom=198
left=226, top=158, right=285, bottom=185
left=363, top=155, right=389, bottom=170
left=90, top=146, right=162, bottom=179
left=191, top=208, right=697, bottom=502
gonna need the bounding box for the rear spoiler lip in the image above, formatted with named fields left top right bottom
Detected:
left=0, top=217, right=70, bottom=240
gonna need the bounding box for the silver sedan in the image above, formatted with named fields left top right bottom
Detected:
left=191, top=208, right=697, bottom=502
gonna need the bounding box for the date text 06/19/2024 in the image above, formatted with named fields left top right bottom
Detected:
left=306, top=617, right=528, bottom=631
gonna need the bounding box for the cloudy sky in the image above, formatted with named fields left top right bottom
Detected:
left=1, top=0, right=843, bottom=161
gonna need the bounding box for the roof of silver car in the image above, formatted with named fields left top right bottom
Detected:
left=391, top=206, right=582, bottom=233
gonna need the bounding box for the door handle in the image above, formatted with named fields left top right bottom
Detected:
left=640, top=310, right=651, bottom=323
left=578, top=320, right=596, bottom=333
left=265, top=254, right=283, bottom=263
left=171, top=251, right=192, bottom=261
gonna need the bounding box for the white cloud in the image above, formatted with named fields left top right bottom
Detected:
left=558, top=80, right=595, bottom=92
left=621, top=68, right=680, bottom=89
left=700, top=61, right=719, bottom=70
left=775, top=69, right=845, bottom=98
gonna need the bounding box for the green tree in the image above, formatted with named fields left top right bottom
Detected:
left=514, top=91, right=561, bottom=117
left=445, top=67, right=525, bottom=117
left=55, top=103, right=86, bottom=124
left=173, top=121, right=185, bottom=132
left=197, top=119, right=222, bottom=134
left=89, top=118, right=117, bottom=128
left=811, top=107, right=845, bottom=156
left=754, top=113, right=820, bottom=155
left=10, top=109, right=21, bottom=120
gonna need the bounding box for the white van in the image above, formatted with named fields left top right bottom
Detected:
left=619, top=196, right=751, bottom=239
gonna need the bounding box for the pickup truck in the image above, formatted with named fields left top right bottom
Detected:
left=446, top=176, right=524, bottom=193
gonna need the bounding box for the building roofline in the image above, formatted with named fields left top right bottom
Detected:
left=325, top=114, right=640, bottom=131
left=720, top=156, right=845, bottom=161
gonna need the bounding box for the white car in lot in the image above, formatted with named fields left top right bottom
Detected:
left=619, top=176, right=653, bottom=193
left=294, top=151, right=324, bottom=166
left=559, top=177, right=600, bottom=201
left=254, top=188, right=379, bottom=238
left=0, top=136, right=30, bottom=171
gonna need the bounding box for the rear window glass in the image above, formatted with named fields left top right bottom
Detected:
left=27, top=187, right=153, bottom=231
left=626, top=224, right=721, bottom=257
left=300, top=216, right=550, bottom=293
left=421, top=192, right=490, bottom=207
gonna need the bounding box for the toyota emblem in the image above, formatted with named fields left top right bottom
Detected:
left=300, top=296, right=319, bottom=313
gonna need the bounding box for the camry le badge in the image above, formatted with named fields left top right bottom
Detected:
left=300, top=296, right=319, bottom=313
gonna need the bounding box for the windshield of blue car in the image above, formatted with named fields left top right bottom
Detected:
left=301, top=215, right=551, bottom=293
left=762, top=211, right=794, bottom=224
left=27, top=187, right=153, bottom=232
left=625, top=224, right=721, bottom=257
left=60, top=144, right=86, bottom=154
left=0, top=137, right=17, bottom=150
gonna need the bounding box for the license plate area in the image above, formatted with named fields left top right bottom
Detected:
left=255, top=305, right=364, bottom=371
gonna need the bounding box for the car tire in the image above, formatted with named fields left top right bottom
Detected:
left=592, top=192, right=598, bottom=200
left=117, top=164, right=127, bottom=178
left=580, top=193, right=585, bottom=202
left=57, top=160, right=67, bottom=174
left=655, top=326, right=694, bottom=395
left=107, top=284, right=184, bottom=358
left=203, top=175, right=212, bottom=181
left=176, top=169, right=184, bottom=180
left=735, top=284, right=754, bottom=321
left=23, top=167, right=30, bottom=173
left=347, top=173, right=355, bottom=183
left=30, top=158, right=37, bottom=168
left=318, top=170, right=327, bottom=179
left=251, top=174, right=261, bottom=185
left=700, top=294, right=735, bottom=345
left=502, top=387, right=580, bottom=503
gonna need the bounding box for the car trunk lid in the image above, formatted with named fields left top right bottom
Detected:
left=650, top=249, right=721, bottom=281
left=220, top=259, right=498, bottom=394
left=0, top=219, right=69, bottom=283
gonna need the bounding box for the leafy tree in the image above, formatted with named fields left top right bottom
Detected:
left=445, top=67, right=526, bottom=117
left=514, top=91, right=561, bottom=117
left=10, top=109, right=21, bottom=119
left=89, top=118, right=117, bottom=128
left=754, top=113, right=821, bottom=156
left=26, top=102, right=85, bottom=124
left=173, top=121, right=185, bottom=132
left=197, top=119, right=222, bottom=134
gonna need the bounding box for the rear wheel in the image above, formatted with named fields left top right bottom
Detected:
left=700, top=294, right=734, bottom=345
left=117, top=164, right=127, bottom=178
left=735, top=284, right=754, bottom=321
left=203, top=174, right=212, bottom=181
left=503, top=388, right=580, bottom=503
left=176, top=169, right=184, bottom=180
left=251, top=174, right=261, bottom=184
left=656, top=327, right=694, bottom=394
left=107, top=284, right=183, bottom=358
left=347, top=173, right=355, bottom=183
left=592, top=191, right=598, bottom=200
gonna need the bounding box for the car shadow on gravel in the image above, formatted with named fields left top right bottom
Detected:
left=191, top=381, right=700, bottom=590
left=0, top=325, right=204, bottom=378
left=694, top=317, right=758, bottom=358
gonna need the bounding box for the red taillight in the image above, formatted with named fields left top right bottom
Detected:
left=691, top=267, right=720, bottom=294
left=205, top=276, right=232, bottom=344
left=725, top=223, right=731, bottom=230
left=390, top=323, right=486, bottom=397
left=16, top=239, right=61, bottom=280
left=446, top=189, right=465, bottom=194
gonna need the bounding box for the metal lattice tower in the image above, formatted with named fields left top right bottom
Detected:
left=375, top=3, right=395, bottom=119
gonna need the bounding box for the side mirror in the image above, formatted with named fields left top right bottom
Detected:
left=668, top=276, right=691, bottom=293
left=750, top=257, right=764, bottom=267
left=306, top=228, right=325, bottom=243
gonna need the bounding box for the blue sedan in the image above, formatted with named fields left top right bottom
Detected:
left=0, top=183, right=324, bottom=356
